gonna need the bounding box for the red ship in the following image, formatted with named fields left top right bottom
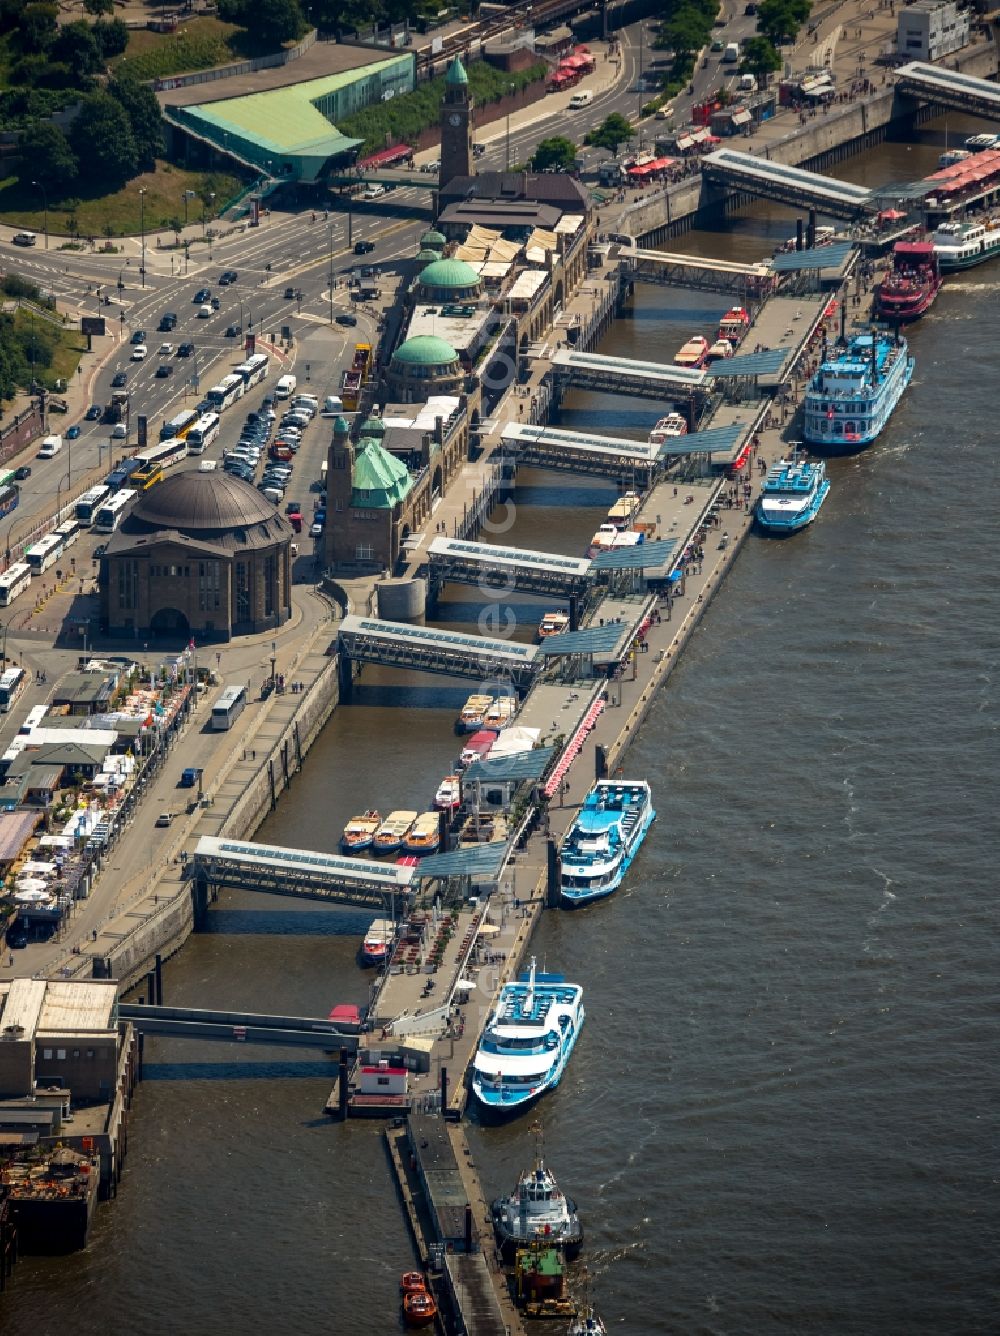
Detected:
left=873, top=242, right=941, bottom=323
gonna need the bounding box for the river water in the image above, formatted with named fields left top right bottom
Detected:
left=5, top=121, right=998, bottom=1334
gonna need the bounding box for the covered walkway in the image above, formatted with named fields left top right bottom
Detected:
left=338, top=615, right=541, bottom=688
left=499, top=422, right=661, bottom=476
left=427, top=537, right=595, bottom=598
left=895, top=62, right=1000, bottom=120
left=702, top=149, right=875, bottom=219
left=632, top=247, right=776, bottom=297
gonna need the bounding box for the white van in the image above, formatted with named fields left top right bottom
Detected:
left=322, top=394, right=343, bottom=415
left=38, top=434, right=62, bottom=458
left=739, top=73, right=758, bottom=92
left=12, top=231, right=36, bottom=247
left=199, top=459, right=218, bottom=471
left=274, top=373, right=297, bottom=399
left=568, top=90, right=594, bottom=109
left=723, top=42, right=740, bottom=63
left=294, top=393, right=319, bottom=411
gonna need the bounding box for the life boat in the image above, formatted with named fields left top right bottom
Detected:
left=403, top=1288, right=438, bottom=1327
left=400, top=1271, right=427, bottom=1294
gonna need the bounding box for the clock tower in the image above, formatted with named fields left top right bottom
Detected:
left=439, top=56, right=472, bottom=190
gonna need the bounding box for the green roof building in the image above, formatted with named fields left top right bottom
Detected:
left=420, top=228, right=447, bottom=250
left=389, top=334, right=463, bottom=399
left=351, top=441, right=413, bottom=510
left=359, top=413, right=386, bottom=439
left=445, top=57, right=469, bottom=87
left=418, top=257, right=481, bottom=299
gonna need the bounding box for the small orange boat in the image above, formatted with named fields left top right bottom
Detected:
left=400, top=1270, right=427, bottom=1294
left=403, top=1287, right=437, bottom=1328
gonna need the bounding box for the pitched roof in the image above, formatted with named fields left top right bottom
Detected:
left=351, top=441, right=414, bottom=510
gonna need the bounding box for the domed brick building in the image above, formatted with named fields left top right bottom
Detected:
left=388, top=333, right=464, bottom=398
left=99, top=470, right=293, bottom=641
left=416, top=257, right=481, bottom=303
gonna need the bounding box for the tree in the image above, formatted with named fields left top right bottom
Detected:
left=756, top=0, right=810, bottom=47
left=18, top=3, right=57, bottom=53
left=662, top=8, right=712, bottom=60
left=109, top=73, right=165, bottom=171
left=92, top=17, right=128, bottom=57
left=217, top=0, right=305, bottom=47
left=530, top=136, right=578, bottom=173
left=52, top=21, right=102, bottom=81
left=585, top=113, right=635, bottom=157
left=83, top=0, right=114, bottom=12
left=19, top=118, right=77, bottom=190
left=740, top=35, right=782, bottom=83
left=69, top=90, right=137, bottom=188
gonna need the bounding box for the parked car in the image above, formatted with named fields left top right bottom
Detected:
left=310, top=520, right=323, bottom=538
left=85, top=404, right=102, bottom=420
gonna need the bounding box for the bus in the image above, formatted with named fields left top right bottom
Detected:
left=93, top=489, right=137, bottom=534
left=0, top=667, right=27, bottom=712
left=0, top=562, right=31, bottom=606
left=25, top=533, right=64, bottom=575
left=159, top=408, right=200, bottom=442
left=54, top=518, right=81, bottom=552
left=186, top=411, right=221, bottom=454
left=19, top=703, right=47, bottom=734
left=76, top=485, right=111, bottom=526
left=211, top=683, right=248, bottom=731
left=106, top=458, right=142, bottom=492
left=0, top=483, right=19, bottom=522
left=134, top=438, right=188, bottom=475
left=234, top=353, right=269, bottom=389
left=205, top=373, right=246, bottom=413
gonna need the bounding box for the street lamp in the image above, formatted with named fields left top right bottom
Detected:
left=505, top=84, right=515, bottom=172
left=31, top=179, right=49, bottom=250
left=56, top=470, right=71, bottom=522
left=207, top=194, right=216, bottom=257
left=138, top=187, right=147, bottom=289
left=270, top=641, right=277, bottom=689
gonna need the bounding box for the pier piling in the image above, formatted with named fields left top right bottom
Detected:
left=338, top=1048, right=349, bottom=1120
left=154, top=953, right=163, bottom=1005
left=546, top=839, right=560, bottom=909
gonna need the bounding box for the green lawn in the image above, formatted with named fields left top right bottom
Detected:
left=12, top=308, right=87, bottom=391
left=110, top=16, right=293, bottom=80
left=0, top=163, right=243, bottom=238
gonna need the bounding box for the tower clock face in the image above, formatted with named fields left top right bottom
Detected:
left=448, top=113, right=462, bottom=127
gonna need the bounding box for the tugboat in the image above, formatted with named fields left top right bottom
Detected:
left=401, top=1283, right=437, bottom=1328
left=754, top=456, right=830, bottom=535
left=873, top=241, right=940, bottom=323
left=802, top=331, right=914, bottom=453
left=515, top=1239, right=575, bottom=1319
left=491, top=1127, right=583, bottom=1262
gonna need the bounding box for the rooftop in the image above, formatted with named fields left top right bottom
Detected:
left=418, top=257, right=481, bottom=290
left=392, top=334, right=460, bottom=367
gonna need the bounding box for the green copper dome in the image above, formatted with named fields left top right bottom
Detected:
left=416, top=247, right=440, bottom=263
left=445, top=56, right=468, bottom=87
left=332, top=415, right=350, bottom=435
left=391, top=335, right=459, bottom=367
left=420, top=228, right=447, bottom=248
left=418, top=257, right=480, bottom=291
left=359, top=413, right=386, bottom=438
left=351, top=441, right=413, bottom=510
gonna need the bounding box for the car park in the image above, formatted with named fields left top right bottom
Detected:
left=131, top=344, right=147, bottom=360
left=197, top=304, right=212, bottom=318
left=13, top=466, right=31, bottom=481
left=177, top=342, right=194, bottom=357
left=194, top=288, right=211, bottom=303
left=67, top=424, right=81, bottom=439
left=111, top=371, right=127, bottom=387
left=335, top=312, right=358, bottom=326
left=85, top=404, right=102, bottom=420
left=156, top=364, right=173, bottom=378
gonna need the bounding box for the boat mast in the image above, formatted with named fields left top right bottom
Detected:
left=526, top=955, right=536, bottom=1012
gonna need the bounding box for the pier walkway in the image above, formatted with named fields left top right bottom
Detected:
left=427, top=536, right=595, bottom=600
left=702, top=148, right=876, bottom=218
left=119, top=1002, right=360, bottom=1049
left=337, top=614, right=541, bottom=690
left=895, top=62, right=1000, bottom=119
left=499, top=421, right=659, bottom=475
left=631, top=247, right=776, bottom=297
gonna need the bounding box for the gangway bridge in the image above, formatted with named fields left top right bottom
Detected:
left=427, top=536, right=595, bottom=600
left=499, top=421, right=662, bottom=478
left=338, top=614, right=541, bottom=689
left=551, top=347, right=711, bottom=401
left=702, top=149, right=876, bottom=219
left=630, top=247, right=776, bottom=297
left=119, top=1002, right=361, bottom=1050
left=894, top=62, right=1000, bottom=120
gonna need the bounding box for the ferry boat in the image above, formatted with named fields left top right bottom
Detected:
left=491, top=1147, right=583, bottom=1262
left=484, top=696, right=515, bottom=731
left=718, top=305, right=751, bottom=345
left=755, top=457, right=830, bottom=535
left=673, top=335, right=709, bottom=368
left=458, top=729, right=496, bottom=770
left=402, top=812, right=441, bottom=856
left=471, top=958, right=585, bottom=1116
left=587, top=525, right=645, bottom=558
left=802, top=332, right=914, bottom=453
left=559, top=779, right=655, bottom=907
left=873, top=241, right=940, bottom=323
left=434, top=774, right=461, bottom=812
left=605, top=491, right=640, bottom=526
left=340, top=809, right=380, bottom=854
left=538, top=610, right=570, bottom=639
left=456, top=693, right=493, bottom=734
left=372, top=810, right=417, bottom=854
left=360, top=918, right=395, bottom=966
left=706, top=337, right=734, bottom=362
left=647, top=412, right=687, bottom=444
left=930, top=218, right=1000, bottom=272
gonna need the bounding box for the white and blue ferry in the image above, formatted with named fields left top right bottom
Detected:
left=755, top=457, right=830, bottom=535
left=471, top=958, right=584, bottom=1117
left=559, top=779, right=655, bottom=907
left=802, top=332, right=914, bottom=453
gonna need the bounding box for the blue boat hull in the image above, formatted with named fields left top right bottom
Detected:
left=754, top=480, right=830, bottom=536
left=560, top=808, right=656, bottom=908
left=472, top=1009, right=585, bottom=1121
left=803, top=356, right=914, bottom=454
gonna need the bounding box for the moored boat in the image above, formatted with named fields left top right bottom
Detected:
left=965, top=132, right=999, bottom=152
left=706, top=337, right=734, bottom=362
left=754, top=456, right=830, bottom=535
left=456, top=692, right=493, bottom=734
left=434, top=773, right=461, bottom=812
left=538, top=610, right=570, bottom=639
left=587, top=525, right=645, bottom=559
left=372, top=810, right=417, bottom=854
left=718, top=304, right=751, bottom=344
left=402, top=811, right=441, bottom=856
left=472, top=958, right=584, bottom=1116
left=673, top=335, right=709, bottom=368
left=559, top=779, right=655, bottom=907
left=402, top=1288, right=437, bottom=1328
left=340, top=809, right=380, bottom=854
left=802, top=331, right=914, bottom=453
left=484, top=696, right=515, bottom=730
left=458, top=729, right=496, bottom=770
left=939, top=148, right=971, bottom=167
left=569, top=1307, right=609, bottom=1336
left=930, top=217, right=1000, bottom=272
left=361, top=918, right=395, bottom=966
left=400, top=1271, right=427, bottom=1295
left=491, top=1139, right=583, bottom=1262
left=647, top=412, right=687, bottom=444
left=873, top=241, right=941, bottom=323
left=605, top=491, right=640, bottom=527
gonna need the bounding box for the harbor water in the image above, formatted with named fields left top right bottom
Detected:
left=4, top=127, right=998, bottom=1333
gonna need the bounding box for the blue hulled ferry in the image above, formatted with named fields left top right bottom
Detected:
left=802, top=332, right=913, bottom=453
left=559, top=779, right=655, bottom=907
left=755, top=457, right=830, bottom=535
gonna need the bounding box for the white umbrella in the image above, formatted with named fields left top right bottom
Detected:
left=477, top=923, right=502, bottom=936
left=455, top=978, right=478, bottom=991
left=14, top=876, right=48, bottom=894
left=22, top=861, right=57, bottom=876
left=14, top=887, right=50, bottom=903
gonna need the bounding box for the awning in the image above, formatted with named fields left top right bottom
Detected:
left=676, top=135, right=694, bottom=151
left=731, top=109, right=752, bottom=126
left=689, top=128, right=710, bottom=144
left=358, top=144, right=412, bottom=169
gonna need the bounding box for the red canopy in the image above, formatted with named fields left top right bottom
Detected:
left=358, top=144, right=411, bottom=170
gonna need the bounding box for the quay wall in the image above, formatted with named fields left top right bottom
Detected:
left=621, top=41, right=1000, bottom=245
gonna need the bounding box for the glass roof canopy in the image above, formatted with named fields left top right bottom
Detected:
left=463, top=746, right=555, bottom=784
